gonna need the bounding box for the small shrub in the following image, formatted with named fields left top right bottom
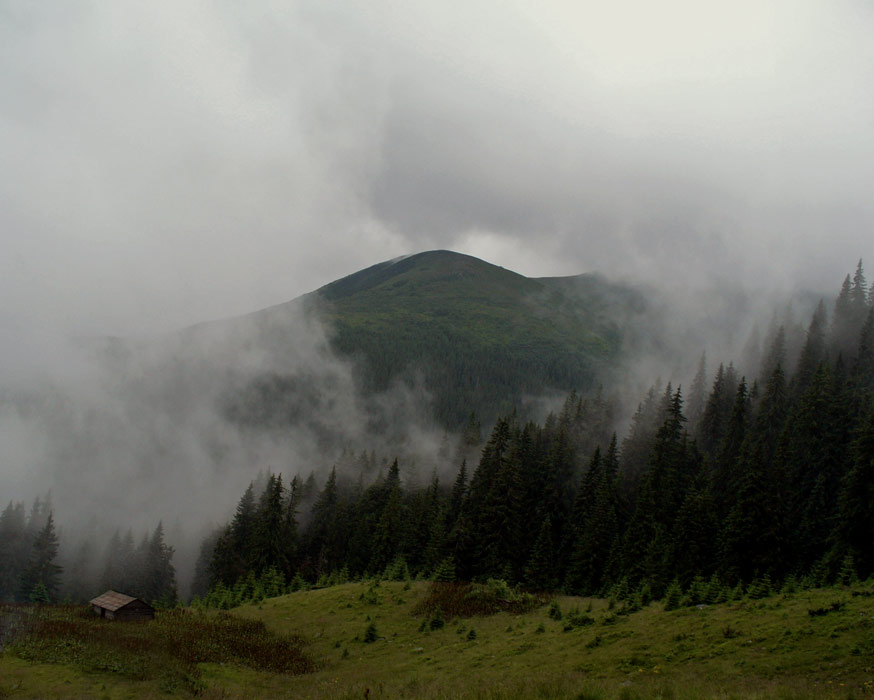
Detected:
left=747, top=574, right=772, bottom=600
left=808, top=601, right=846, bottom=617
left=359, top=587, right=379, bottom=605
left=383, top=556, right=411, bottom=582
left=704, top=574, right=723, bottom=604
left=467, top=628, right=477, bottom=640
left=548, top=600, right=563, bottom=621
left=429, top=606, right=445, bottom=631
left=837, top=554, right=859, bottom=586
left=781, top=575, right=799, bottom=595
left=663, top=579, right=683, bottom=611
left=585, top=634, right=602, bottom=649
left=363, top=622, right=379, bottom=643
left=563, top=607, right=595, bottom=631
left=431, top=557, right=456, bottom=582
left=687, top=575, right=707, bottom=605
left=729, top=582, right=745, bottom=601
left=414, top=581, right=544, bottom=619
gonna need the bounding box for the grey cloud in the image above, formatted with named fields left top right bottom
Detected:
left=2, top=1, right=873, bottom=338
left=2, top=0, right=874, bottom=559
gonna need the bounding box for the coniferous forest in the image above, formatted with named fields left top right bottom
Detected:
left=197, top=262, right=874, bottom=605
left=2, top=262, right=874, bottom=608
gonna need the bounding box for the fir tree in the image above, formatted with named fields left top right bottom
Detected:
left=19, top=512, right=61, bottom=602
left=686, top=352, right=708, bottom=431
left=711, top=378, right=750, bottom=519
left=760, top=326, right=787, bottom=387
left=793, top=300, right=828, bottom=396
left=142, top=522, right=177, bottom=606
left=253, top=474, right=289, bottom=575
left=524, top=516, right=556, bottom=590
left=0, top=501, right=27, bottom=601
left=697, top=365, right=729, bottom=457
left=718, top=366, right=790, bottom=582
left=830, top=404, right=874, bottom=578
left=671, top=476, right=717, bottom=586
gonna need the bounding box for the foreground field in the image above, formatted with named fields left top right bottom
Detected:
left=1, top=580, right=873, bottom=699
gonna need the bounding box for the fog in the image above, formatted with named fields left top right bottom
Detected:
left=2, top=1, right=872, bottom=590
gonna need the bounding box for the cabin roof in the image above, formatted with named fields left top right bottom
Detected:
left=89, top=590, right=153, bottom=612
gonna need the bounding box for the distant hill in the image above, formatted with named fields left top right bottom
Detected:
left=238, top=250, right=649, bottom=429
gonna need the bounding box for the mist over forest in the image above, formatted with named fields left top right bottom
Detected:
left=1, top=249, right=870, bottom=604
left=1, top=0, right=873, bottom=623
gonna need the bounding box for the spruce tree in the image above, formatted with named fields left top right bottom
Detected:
left=851, top=308, right=874, bottom=403
left=369, top=469, right=407, bottom=573
left=686, top=352, right=708, bottom=431
left=0, top=501, right=27, bottom=601
left=792, top=364, right=850, bottom=568
left=142, top=522, right=177, bottom=606
left=566, top=446, right=619, bottom=594
left=524, top=516, right=556, bottom=590
left=19, top=512, right=61, bottom=602
left=832, top=273, right=859, bottom=360
left=671, top=476, right=717, bottom=586
left=711, top=378, right=749, bottom=519
left=254, top=474, right=289, bottom=575
left=830, top=404, right=874, bottom=578
left=793, top=300, right=828, bottom=396
left=718, top=365, right=790, bottom=582
left=698, top=365, right=729, bottom=457
left=760, top=326, right=787, bottom=387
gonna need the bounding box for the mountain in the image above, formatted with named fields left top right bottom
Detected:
left=242, top=250, right=648, bottom=429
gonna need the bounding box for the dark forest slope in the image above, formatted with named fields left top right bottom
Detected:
left=309, top=250, right=645, bottom=427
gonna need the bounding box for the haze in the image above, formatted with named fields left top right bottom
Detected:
left=2, top=2, right=873, bottom=590
left=2, top=0, right=872, bottom=338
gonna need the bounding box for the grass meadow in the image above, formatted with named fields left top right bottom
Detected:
left=1, top=580, right=873, bottom=699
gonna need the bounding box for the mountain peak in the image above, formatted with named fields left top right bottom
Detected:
left=316, top=250, right=524, bottom=302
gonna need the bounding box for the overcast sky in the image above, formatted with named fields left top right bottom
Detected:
left=2, top=0, right=873, bottom=336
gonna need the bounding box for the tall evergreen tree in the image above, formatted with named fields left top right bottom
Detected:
left=760, top=326, right=787, bottom=387
left=698, top=365, right=730, bottom=456
left=19, top=512, right=61, bottom=602
left=141, top=522, right=177, bottom=605
left=718, top=365, right=790, bottom=582
left=830, top=403, right=874, bottom=578
left=253, top=474, right=289, bottom=576
left=781, top=364, right=849, bottom=570
left=686, top=352, right=708, bottom=431
left=793, top=300, right=828, bottom=396
left=524, top=515, right=556, bottom=590
left=711, top=378, right=750, bottom=519
left=0, top=501, right=27, bottom=601
left=671, top=473, right=718, bottom=586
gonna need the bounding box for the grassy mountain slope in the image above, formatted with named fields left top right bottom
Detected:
left=310, top=250, right=645, bottom=427
left=3, top=581, right=873, bottom=699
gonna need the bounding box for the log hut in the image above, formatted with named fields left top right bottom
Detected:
left=89, top=590, right=155, bottom=621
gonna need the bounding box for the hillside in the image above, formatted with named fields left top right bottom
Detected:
left=3, top=580, right=873, bottom=699
left=240, top=250, right=647, bottom=429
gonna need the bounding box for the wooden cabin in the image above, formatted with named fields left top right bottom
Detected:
left=89, top=590, right=155, bottom=621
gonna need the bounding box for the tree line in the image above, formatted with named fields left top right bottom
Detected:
left=200, top=261, right=874, bottom=600
left=5, top=261, right=872, bottom=605
left=0, top=497, right=177, bottom=606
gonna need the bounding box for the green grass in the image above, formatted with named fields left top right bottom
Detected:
left=2, top=581, right=873, bottom=699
